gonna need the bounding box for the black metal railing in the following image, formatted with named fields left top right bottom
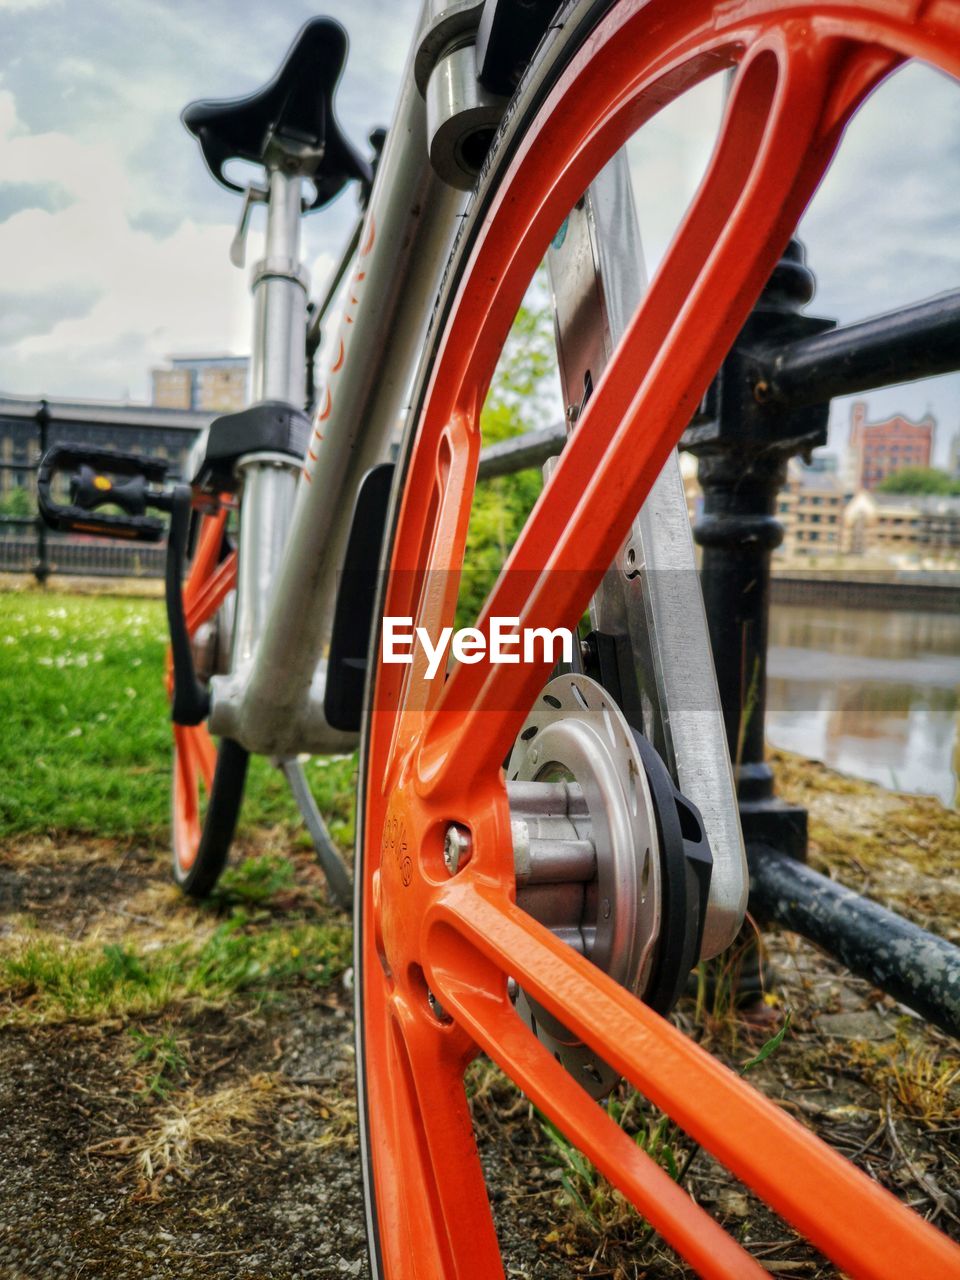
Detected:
left=0, top=397, right=207, bottom=582
left=476, top=244, right=960, bottom=1038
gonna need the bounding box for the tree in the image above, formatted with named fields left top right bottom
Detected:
left=0, top=486, right=35, bottom=520
left=876, top=467, right=960, bottom=496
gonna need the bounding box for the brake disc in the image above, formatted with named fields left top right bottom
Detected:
left=507, top=673, right=660, bottom=1096
left=506, top=673, right=712, bottom=1099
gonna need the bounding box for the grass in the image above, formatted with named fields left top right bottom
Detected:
left=0, top=591, right=357, bottom=841
left=218, top=852, right=297, bottom=903
left=89, top=1070, right=302, bottom=1192
left=541, top=1098, right=684, bottom=1236
left=846, top=1030, right=960, bottom=1126
left=128, top=1027, right=188, bottom=1099
left=0, top=906, right=351, bottom=1024
left=537, top=1014, right=793, bottom=1245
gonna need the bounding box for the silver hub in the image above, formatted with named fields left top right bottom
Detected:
left=506, top=673, right=662, bottom=1098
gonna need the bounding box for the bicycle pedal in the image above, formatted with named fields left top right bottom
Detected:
left=37, top=445, right=175, bottom=543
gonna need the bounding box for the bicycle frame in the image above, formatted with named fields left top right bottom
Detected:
left=208, top=0, right=466, bottom=760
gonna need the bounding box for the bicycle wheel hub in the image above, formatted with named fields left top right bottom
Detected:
left=506, top=674, right=662, bottom=1097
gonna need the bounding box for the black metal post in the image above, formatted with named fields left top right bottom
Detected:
left=34, top=401, right=50, bottom=585
left=682, top=241, right=834, bottom=859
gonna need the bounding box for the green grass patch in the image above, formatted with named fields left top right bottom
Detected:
left=0, top=907, right=351, bottom=1024
left=128, top=1026, right=188, bottom=1099
left=0, top=591, right=357, bottom=841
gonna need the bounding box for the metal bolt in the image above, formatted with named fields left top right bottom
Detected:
left=443, top=823, right=471, bottom=875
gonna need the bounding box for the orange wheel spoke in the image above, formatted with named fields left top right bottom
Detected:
left=182, top=505, right=228, bottom=612
left=194, top=725, right=217, bottom=792
left=418, top=35, right=892, bottom=798
left=173, top=725, right=199, bottom=820
left=377, top=995, right=503, bottom=1278
left=426, top=882, right=959, bottom=1280
left=175, top=720, right=216, bottom=794
left=377, top=413, right=481, bottom=778
left=170, top=508, right=227, bottom=856
left=185, top=549, right=237, bottom=635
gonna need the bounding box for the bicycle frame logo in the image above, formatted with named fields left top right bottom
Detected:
left=381, top=616, right=574, bottom=681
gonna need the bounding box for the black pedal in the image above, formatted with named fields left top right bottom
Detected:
left=38, top=446, right=174, bottom=543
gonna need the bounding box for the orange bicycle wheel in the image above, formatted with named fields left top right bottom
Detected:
left=168, top=506, right=247, bottom=896
left=356, top=1, right=960, bottom=1275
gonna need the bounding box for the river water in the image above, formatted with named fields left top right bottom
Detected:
left=766, top=604, right=960, bottom=807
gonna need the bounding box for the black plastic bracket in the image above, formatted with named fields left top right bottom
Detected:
left=581, top=630, right=646, bottom=735
left=476, top=0, right=559, bottom=96
left=632, top=729, right=713, bottom=1014
left=194, top=401, right=312, bottom=493
left=324, top=463, right=395, bottom=732
left=581, top=627, right=714, bottom=1013
left=166, top=485, right=211, bottom=727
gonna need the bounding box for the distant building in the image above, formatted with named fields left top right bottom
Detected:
left=151, top=355, right=248, bottom=413
left=777, top=460, right=849, bottom=556
left=844, top=490, right=960, bottom=559
left=948, top=430, right=960, bottom=479
left=847, top=401, right=934, bottom=491
left=844, top=490, right=920, bottom=556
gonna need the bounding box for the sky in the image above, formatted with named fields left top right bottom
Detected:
left=0, top=0, right=958, bottom=465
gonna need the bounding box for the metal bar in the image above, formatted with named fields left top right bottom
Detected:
left=306, top=216, right=363, bottom=350
left=250, top=169, right=307, bottom=405
left=689, top=242, right=826, bottom=861
left=476, top=422, right=566, bottom=478
left=760, top=289, right=960, bottom=408
left=305, top=217, right=363, bottom=409
left=280, top=759, right=353, bottom=911
left=35, top=403, right=49, bottom=584
left=748, top=843, right=960, bottom=1039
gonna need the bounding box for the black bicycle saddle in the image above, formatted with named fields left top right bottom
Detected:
left=181, top=17, right=371, bottom=210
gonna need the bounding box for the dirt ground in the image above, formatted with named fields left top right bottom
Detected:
left=0, top=756, right=958, bottom=1279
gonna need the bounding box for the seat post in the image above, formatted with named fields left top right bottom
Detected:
left=250, top=168, right=309, bottom=406
left=232, top=168, right=308, bottom=671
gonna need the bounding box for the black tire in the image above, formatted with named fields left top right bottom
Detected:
left=171, top=737, right=249, bottom=897
left=170, top=510, right=247, bottom=898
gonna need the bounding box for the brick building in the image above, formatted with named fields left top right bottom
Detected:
left=151, top=355, right=248, bottom=413
left=847, top=401, right=934, bottom=491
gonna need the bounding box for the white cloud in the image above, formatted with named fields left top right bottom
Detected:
left=0, top=0, right=58, bottom=10
left=0, top=3, right=412, bottom=401
left=0, top=89, right=249, bottom=397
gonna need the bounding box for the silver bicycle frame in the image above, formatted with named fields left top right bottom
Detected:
left=547, top=152, right=746, bottom=959
left=209, top=0, right=466, bottom=755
